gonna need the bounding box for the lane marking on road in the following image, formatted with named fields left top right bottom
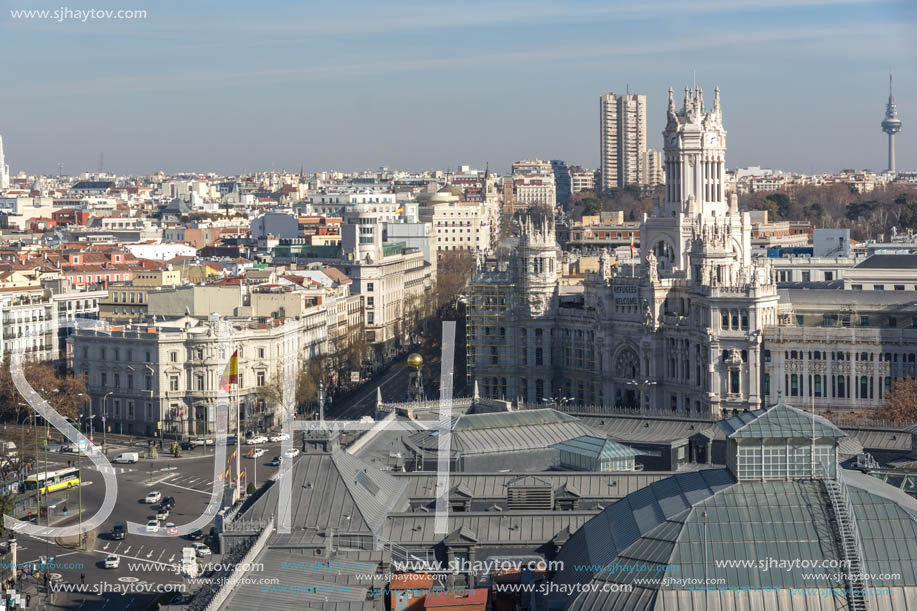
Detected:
left=168, top=554, right=174, bottom=563
left=160, top=481, right=211, bottom=496
left=144, top=473, right=177, bottom=487
left=94, top=550, right=178, bottom=570
left=145, top=550, right=153, bottom=559
left=156, top=550, right=164, bottom=562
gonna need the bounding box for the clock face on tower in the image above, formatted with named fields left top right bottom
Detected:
left=667, top=133, right=678, bottom=147
left=706, top=133, right=718, bottom=146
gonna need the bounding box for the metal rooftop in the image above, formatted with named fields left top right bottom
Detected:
left=719, top=403, right=846, bottom=439
left=552, top=435, right=641, bottom=459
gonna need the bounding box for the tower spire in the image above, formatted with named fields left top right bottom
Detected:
left=881, top=66, right=902, bottom=175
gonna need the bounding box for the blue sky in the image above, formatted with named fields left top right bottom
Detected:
left=1, top=0, right=915, bottom=175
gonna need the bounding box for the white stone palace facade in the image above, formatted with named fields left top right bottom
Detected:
left=469, top=88, right=789, bottom=417
left=469, top=87, right=917, bottom=418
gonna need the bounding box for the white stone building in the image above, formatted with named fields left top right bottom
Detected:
left=470, top=87, right=779, bottom=416
left=72, top=309, right=327, bottom=437
left=469, top=86, right=917, bottom=419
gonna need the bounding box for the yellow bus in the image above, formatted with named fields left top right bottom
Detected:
left=24, top=468, right=80, bottom=495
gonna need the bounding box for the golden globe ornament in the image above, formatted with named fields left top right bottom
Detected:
left=407, top=353, right=423, bottom=370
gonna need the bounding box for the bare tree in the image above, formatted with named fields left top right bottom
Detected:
left=881, top=378, right=917, bottom=423
left=435, top=250, right=476, bottom=310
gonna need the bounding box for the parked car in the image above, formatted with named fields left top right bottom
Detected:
left=283, top=448, right=300, bottom=459
left=156, top=507, right=169, bottom=521
left=192, top=542, right=211, bottom=558
left=188, top=529, right=204, bottom=541
left=180, top=441, right=194, bottom=451
left=111, top=522, right=126, bottom=540
left=104, top=554, right=120, bottom=569
left=269, top=433, right=289, bottom=442
left=192, top=437, right=214, bottom=446
left=270, top=456, right=282, bottom=467
left=161, top=496, right=176, bottom=510
left=145, top=520, right=159, bottom=533
left=248, top=448, right=266, bottom=459
left=144, top=491, right=162, bottom=504
left=165, top=522, right=178, bottom=535
left=218, top=435, right=238, bottom=446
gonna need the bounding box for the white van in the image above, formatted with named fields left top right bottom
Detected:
left=113, top=452, right=139, bottom=464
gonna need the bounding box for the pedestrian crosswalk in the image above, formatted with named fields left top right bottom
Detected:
left=160, top=473, right=222, bottom=494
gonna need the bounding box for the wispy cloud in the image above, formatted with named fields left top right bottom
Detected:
left=15, top=20, right=898, bottom=98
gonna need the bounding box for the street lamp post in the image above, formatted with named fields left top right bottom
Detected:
left=627, top=379, right=657, bottom=414
left=39, top=387, right=58, bottom=580
left=102, top=392, right=113, bottom=452
left=77, top=414, right=95, bottom=551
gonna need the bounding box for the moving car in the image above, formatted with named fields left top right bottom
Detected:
left=246, top=436, right=268, bottom=445
left=161, top=496, right=176, bottom=510
left=270, top=456, right=282, bottom=467
left=192, top=437, right=214, bottom=446
left=192, top=543, right=211, bottom=558
left=156, top=507, right=170, bottom=521
left=145, top=491, right=162, bottom=504
left=165, top=522, right=178, bottom=535
left=247, top=448, right=266, bottom=459
left=188, top=529, right=204, bottom=541
left=180, top=441, right=194, bottom=451
left=145, top=520, right=159, bottom=533
left=269, top=433, right=289, bottom=442
left=283, top=448, right=300, bottom=459
left=111, top=523, right=126, bottom=540
left=113, top=452, right=139, bottom=464
left=104, top=554, right=120, bottom=569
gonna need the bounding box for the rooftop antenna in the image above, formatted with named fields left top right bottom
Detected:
left=693, top=69, right=696, bottom=91
left=99, top=152, right=104, bottom=174
left=57, top=162, right=63, bottom=177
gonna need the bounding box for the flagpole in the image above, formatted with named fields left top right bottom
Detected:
left=235, top=356, right=241, bottom=500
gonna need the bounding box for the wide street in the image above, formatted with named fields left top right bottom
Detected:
left=3, top=351, right=451, bottom=609
left=10, top=437, right=300, bottom=610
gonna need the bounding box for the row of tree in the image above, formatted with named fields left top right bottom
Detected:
left=741, top=184, right=917, bottom=242
left=0, top=359, right=86, bottom=423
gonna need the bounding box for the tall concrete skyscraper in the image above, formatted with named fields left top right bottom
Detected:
left=881, top=69, right=902, bottom=174
left=0, top=135, right=9, bottom=189
left=600, top=93, right=647, bottom=191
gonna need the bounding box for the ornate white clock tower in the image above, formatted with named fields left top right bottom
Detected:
left=642, top=86, right=750, bottom=277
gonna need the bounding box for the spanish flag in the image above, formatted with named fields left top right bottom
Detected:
left=227, top=449, right=236, bottom=464
left=630, top=233, right=635, bottom=257
left=224, top=467, right=231, bottom=480
left=220, top=350, right=238, bottom=392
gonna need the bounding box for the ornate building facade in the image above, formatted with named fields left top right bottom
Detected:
left=468, top=87, right=780, bottom=417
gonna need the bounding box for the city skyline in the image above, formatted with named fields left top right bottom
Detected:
left=2, top=0, right=915, bottom=175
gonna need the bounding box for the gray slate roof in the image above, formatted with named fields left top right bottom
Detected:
left=719, top=403, right=846, bottom=439
left=383, top=511, right=595, bottom=546
left=400, top=471, right=675, bottom=500
left=407, top=409, right=602, bottom=455
left=855, top=254, right=917, bottom=269
left=220, top=548, right=384, bottom=611
left=586, top=416, right=722, bottom=444
left=240, top=449, right=409, bottom=544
